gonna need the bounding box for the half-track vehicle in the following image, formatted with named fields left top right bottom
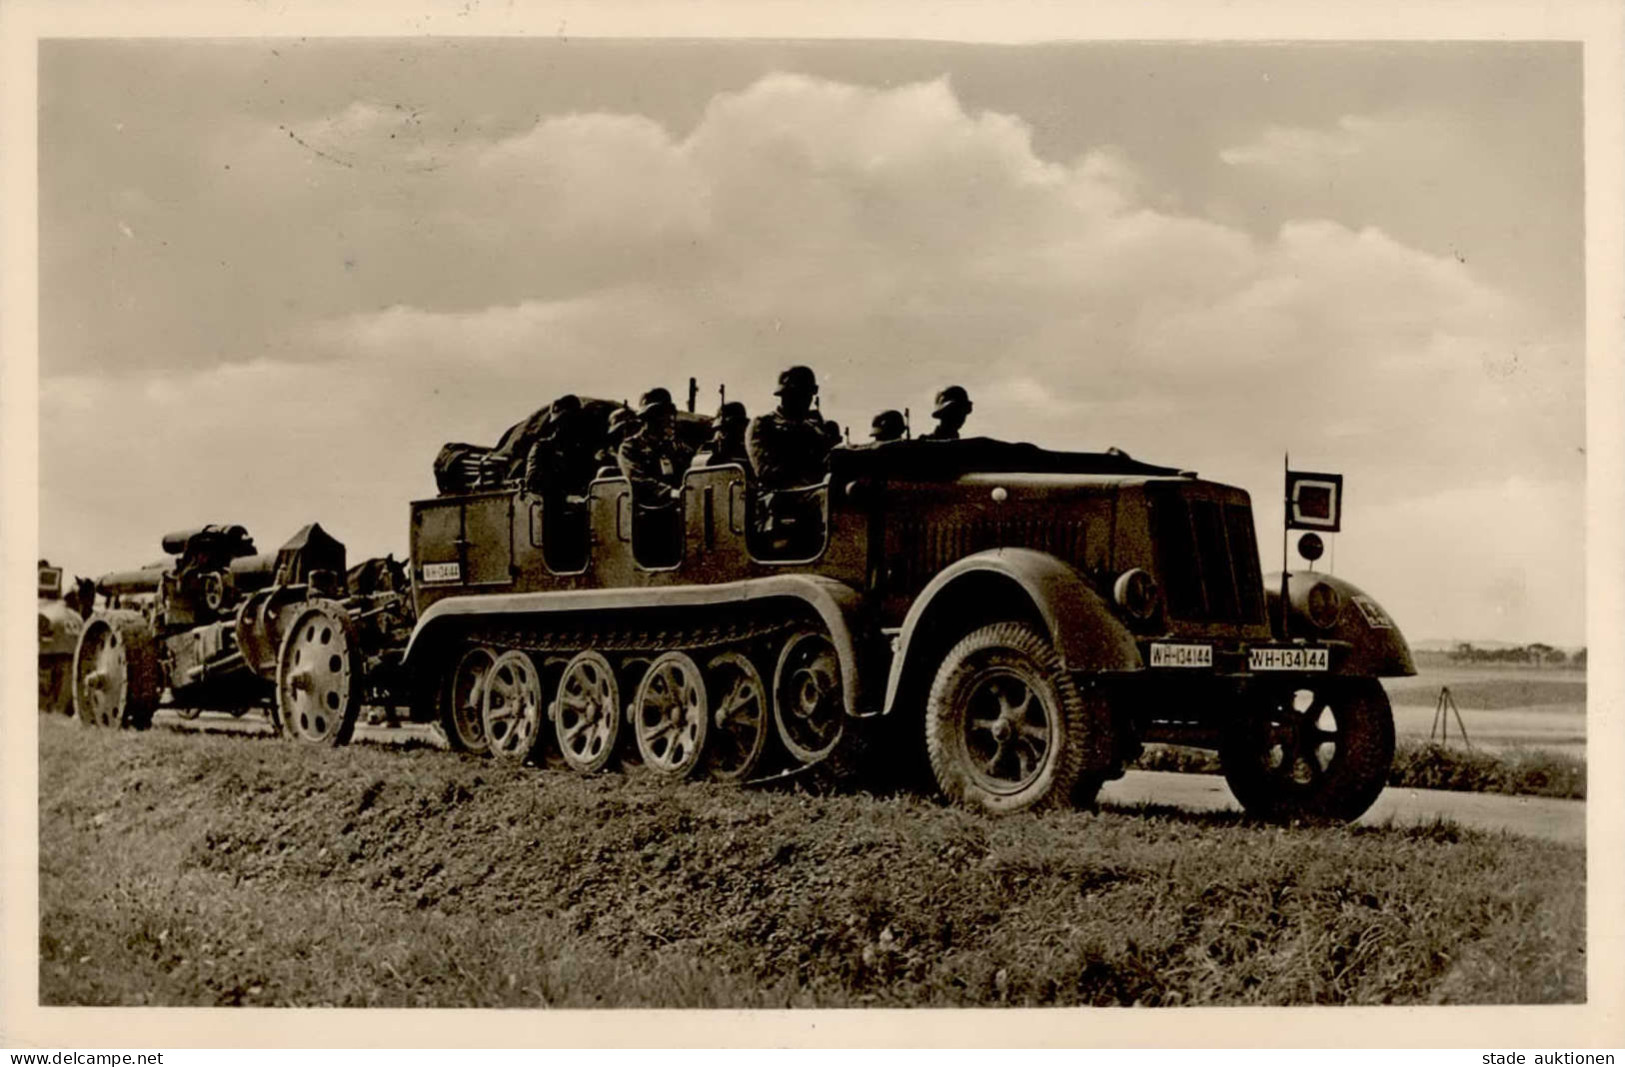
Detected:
left=38, top=560, right=90, bottom=715
left=399, top=435, right=1414, bottom=820
left=72, top=523, right=415, bottom=743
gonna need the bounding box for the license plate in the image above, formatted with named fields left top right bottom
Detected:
left=1248, top=647, right=1329, bottom=671
left=421, top=561, right=461, bottom=583
left=1149, top=642, right=1213, bottom=668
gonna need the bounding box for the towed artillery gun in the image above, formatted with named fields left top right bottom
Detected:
left=393, top=433, right=1415, bottom=822
left=73, top=524, right=414, bottom=743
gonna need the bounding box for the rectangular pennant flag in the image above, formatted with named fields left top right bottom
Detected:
left=1286, top=469, right=1344, bottom=532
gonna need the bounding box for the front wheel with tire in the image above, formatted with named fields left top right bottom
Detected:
left=925, top=621, right=1109, bottom=814
left=1219, top=678, right=1395, bottom=823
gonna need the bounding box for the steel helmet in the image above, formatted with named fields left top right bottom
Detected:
left=774, top=365, right=819, bottom=396
left=637, top=388, right=676, bottom=417
left=932, top=385, right=972, bottom=418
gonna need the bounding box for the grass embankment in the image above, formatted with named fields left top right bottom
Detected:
left=39, top=716, right=1583, bottom=1008
left=1133, top=741, right=1587, bottom=801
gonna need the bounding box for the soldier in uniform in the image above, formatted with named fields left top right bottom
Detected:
left=524, top=394, right=597, bottom=498
left=921, top=385, right=972, bottom=441
left=700, top=401, right=751, bottom=468
left=869, top=409, right=906, bottom=444
left=617, top=388, right=695, bottom=503
left=746, top=365, right=842, bottom=491
left=594, top=405, right=636, bottom=479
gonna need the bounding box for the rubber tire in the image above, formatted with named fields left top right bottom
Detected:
left=72, top=613, right=160, bottom=730
left=924, top=621, right=1104, bottom=814
left=1219, top=677, right=1395, bottom=823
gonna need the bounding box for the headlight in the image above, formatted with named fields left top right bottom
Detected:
left=1305, top=581, right=1343, bottom=630
left=1113, top=568, right=1162, bottom=622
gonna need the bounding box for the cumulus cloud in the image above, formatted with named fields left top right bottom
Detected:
left=1219, top=114, right=1378, bottom=174
left=41, top=73, right=1585, bottom=643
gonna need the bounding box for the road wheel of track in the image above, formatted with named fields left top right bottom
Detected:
left=1219, top=678, right=1395, bottom=823
left=275, top=601, right=361, bottom=747
left=441, top=646, right=497, bottom=755
left=703, top=651, right=771, bottom=782
left=772, top=630, right=844, bottom=764
left=924, top=621, right=1094, bottom=814
left=39, top=660, right=71, bottom=716
left=175, top=705, right=203, bottom=721
left=72, top=614, right=160, bottom=730
left=552, top=651, right=621, bottom=773
left=482, top=650, right=545, bottom=763
left=633, top=651, right=709, bottom=779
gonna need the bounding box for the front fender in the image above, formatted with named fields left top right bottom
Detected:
left=881, top=548, right=1141, bottom=715
left=1266, top=571, right=1416, bottom=677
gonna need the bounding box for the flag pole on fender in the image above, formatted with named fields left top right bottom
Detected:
left=1281, top=452, right=1290, bottom=640
left=1281, top=462, right=1345, bottom=642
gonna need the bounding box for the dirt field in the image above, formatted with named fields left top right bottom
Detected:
left=1381, top=664, right=1585, bottom=755
left=38, top=715, right=1584, bottom=1007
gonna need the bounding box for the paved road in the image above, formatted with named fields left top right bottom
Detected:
left=1102, top=769, right=1585, bottom=846
left=153, top=710, right=1585, bottom=847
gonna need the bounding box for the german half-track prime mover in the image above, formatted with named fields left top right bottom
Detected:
left=401, top=436, right=1415, bottom=820
left=72, top=523, right=415, bottom=742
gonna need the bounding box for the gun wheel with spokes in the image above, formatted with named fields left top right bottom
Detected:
left=275, top=600, right=361, bottom=747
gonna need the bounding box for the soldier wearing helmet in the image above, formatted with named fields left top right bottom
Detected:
left=869, top=409, right=906, bottom=444
left=617, top=388, right=695, bottom=502
left=747, top=365, right=842, bottom=490
left=594, top=405, right=637, bottom=478
left=523, top=394, right=596, bottom=497
left=921, top=385, right=972, bottom=441
left=700, top=401, right=751, bottom=468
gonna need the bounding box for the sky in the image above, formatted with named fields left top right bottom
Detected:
left=37, top=38, right=1586, bottom=646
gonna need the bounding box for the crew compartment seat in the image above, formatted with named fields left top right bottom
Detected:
left=538, top=491, right=591, bottom=574
left=747, top=478, right=831, bottom=562
left=630, top=496, right=684, bottom=569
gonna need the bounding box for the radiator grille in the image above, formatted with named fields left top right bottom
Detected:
left=1150, top=492, right=1266, bottom=626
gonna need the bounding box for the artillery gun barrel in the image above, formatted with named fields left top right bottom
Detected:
left=96, top=567, right=164, bottom=596
left=228, top=552, right=277, bottom=593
